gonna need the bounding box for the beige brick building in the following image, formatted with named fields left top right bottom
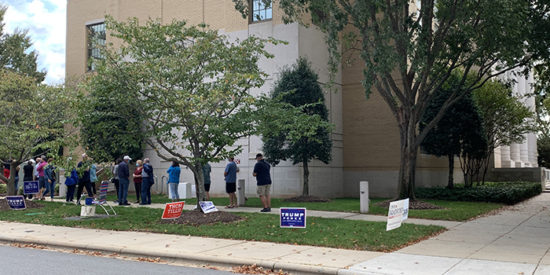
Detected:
left=66, top=0, right=539, bottom=198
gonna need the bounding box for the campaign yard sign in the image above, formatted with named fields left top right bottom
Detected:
left=161, top=201, right=185, bottom=219
left=386, top=198, right=409, bottom=231
left=199, top=201, right=218, bottom=214
left=280, top=208, right=306, bottom=228
left=23, top=181, right=39, bottom=195
left=6, top=196, right=26, bottom=210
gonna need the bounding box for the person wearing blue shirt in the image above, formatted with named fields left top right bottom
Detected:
left=141, top=158, right=154, bottom=205
left=224, top=157, right=239, bottom=208
left=166, top=161, right=181, bottom=202
left=253, top=153, right=272, bottom=212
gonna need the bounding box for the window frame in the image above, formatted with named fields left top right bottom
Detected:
left=249, top=0, right=273, bottom=24
left=86, top=21, right=106, bottom=72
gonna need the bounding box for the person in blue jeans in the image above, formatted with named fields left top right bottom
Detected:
left=166, top=161, right=181, bottom=202
left=140, top=158, right=154, bottom=205
left=117, top=156, right=131, bottom=206
left=43, top=158, right=56, bottom=201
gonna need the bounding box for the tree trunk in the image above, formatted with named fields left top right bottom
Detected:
left=397, top=119, right=418, bottom=200
left=302, top=160, right=309, bottom=197
left=192, top=162, right=206, bottom=210
left=447, top=154, right=454, bottom=189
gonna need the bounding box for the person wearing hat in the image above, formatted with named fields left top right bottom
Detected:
left=117, top=156, right=131, bottom=206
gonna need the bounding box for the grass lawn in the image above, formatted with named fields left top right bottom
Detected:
left=0, top=201, right=444, bottom=252
left=108, top=193, right=503, bottom=222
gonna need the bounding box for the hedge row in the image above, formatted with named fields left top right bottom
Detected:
left=415, top=182, right=542, bottom=204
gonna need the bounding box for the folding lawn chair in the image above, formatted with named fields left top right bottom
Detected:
left=93, top=181, right=116, bottom=215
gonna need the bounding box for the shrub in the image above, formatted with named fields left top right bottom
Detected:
left=0, top=184, right=6, bottom=194
left=415, top=181, right=542, bottom=204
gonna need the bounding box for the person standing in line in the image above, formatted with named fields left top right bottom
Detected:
left=141, top=158, right=154, bottom=205
left=33, top=157, right=40, bottom=181
left=224, top=157, right=239, bottom=208
left=111, top=158, right=120, bottom=203
left=22, top=160, right=34, bottom=199
left=64, top=168, right=78, bottom=202
left=14, top=164, right=20, bottom=194
left=202, top=162, right=212, bottom=200
left=253, top=153, right=272, bottom=212
left=89, top=160, right=97, bottom=197
left=133, top=160, right=143, bottom=204
left=117, top=156, right=131, bottom=206
left=76, top=154, right=94, bottom=205
left=166, top=161, right=181, bottom=202
left=36, top=157, right=48, bottom=200
left=43, top=158, right=57, bottom=201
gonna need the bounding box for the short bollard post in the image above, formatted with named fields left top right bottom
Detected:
left=360, top=181, right=369, bottom=213
left=237, top=179, right=246, bottom=206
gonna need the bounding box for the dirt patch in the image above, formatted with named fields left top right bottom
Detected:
left=375, top=199, right=443, bottom=210
left=0, top=199, right=44, bottom=211
left=283, top=196, right=330, bottom=203
left=160, top=210, right=244, bottom=226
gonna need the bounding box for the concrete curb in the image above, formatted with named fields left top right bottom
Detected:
left=0, top=233, right=347, bottom=275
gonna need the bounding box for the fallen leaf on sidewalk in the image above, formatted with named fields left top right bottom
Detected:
left=232, top=264, right=288, bottom=275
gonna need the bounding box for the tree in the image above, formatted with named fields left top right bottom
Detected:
left=472, top=79, right=534, bottom=183
left=533, top=62, right=550, bottom=166
left=233, top=0, right=550, bottom=199
left=262, top=58, right=332, bottom=196
left=76, top=74, right=145, bottom=163
left=90, top=17, right=279, bottom=207
left=420, top=73, right=486, bottom=189
left=0, top=70, right=76, bottom=195
left=0, top=6, right=45, bottom=81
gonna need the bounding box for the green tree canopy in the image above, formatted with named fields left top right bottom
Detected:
left=420, top=72, right=486, bottom=189
left=90, top=17, right=280, bottom=206
left=0, top=70, right=76, bottom=194
left=233, top=0, right=550, bottom=199
left=262, top=58, right=332, bottom=196
left=0, top=6, right=45, bottom=82
left=76, top=74, right=145, bottom=163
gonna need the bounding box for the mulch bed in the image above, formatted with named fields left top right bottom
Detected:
left=160, top=210, right=245, bottom=226
left=0, top=199, right=44, bottom=211
left=375, top=199, right=443, bottom=210
left=283, top=196, right=330, bottom=203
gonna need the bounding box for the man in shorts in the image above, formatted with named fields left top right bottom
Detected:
left=224, top=157, right=238, bottom=208
left=253, top=153, right=272, bottom=212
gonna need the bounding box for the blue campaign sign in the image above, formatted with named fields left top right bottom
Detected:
left=23, top=181, right=39, bottom=195
left=6, top=196, right=26, bottom=210
left=280, top=208, right=307, bottom=228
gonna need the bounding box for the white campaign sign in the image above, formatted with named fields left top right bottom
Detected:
left=402, top=198, right=409, bottom=221
left=199, top=201, right=219, bottom=214
left=386, top=198, right=409, bottom=231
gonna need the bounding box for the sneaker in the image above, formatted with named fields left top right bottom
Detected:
left=260, top=208, right=271, bottom=212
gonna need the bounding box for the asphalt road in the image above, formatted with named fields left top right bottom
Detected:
left=0, top=244, right=235, bottom=275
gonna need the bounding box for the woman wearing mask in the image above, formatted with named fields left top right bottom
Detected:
left=133, top=160, right=143, bottom=204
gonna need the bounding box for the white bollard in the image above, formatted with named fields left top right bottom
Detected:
left=360, top=181, right=369, bottom=213
left=237, top=179, right=246, bottom=206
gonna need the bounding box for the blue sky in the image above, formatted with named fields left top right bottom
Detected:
left=3, top=0, right=66, bottom=84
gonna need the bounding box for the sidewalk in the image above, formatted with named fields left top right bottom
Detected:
left=1, top=194, right=548, bottom=274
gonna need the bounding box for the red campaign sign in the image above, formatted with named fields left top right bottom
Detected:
left=161, top=201, right=185, bottom=219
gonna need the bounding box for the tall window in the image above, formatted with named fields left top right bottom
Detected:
left=250, top=0, right=272, bottom=23
left=87, top=22, right=106, bottom=71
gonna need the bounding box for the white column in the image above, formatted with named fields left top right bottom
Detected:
left=528, top=133, right=538, bottom=167
left=493, top=147, right=502, bottom=168
left=500, top=145, right=514, bottom=168
left=510, top=143, right=523, bottom=167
